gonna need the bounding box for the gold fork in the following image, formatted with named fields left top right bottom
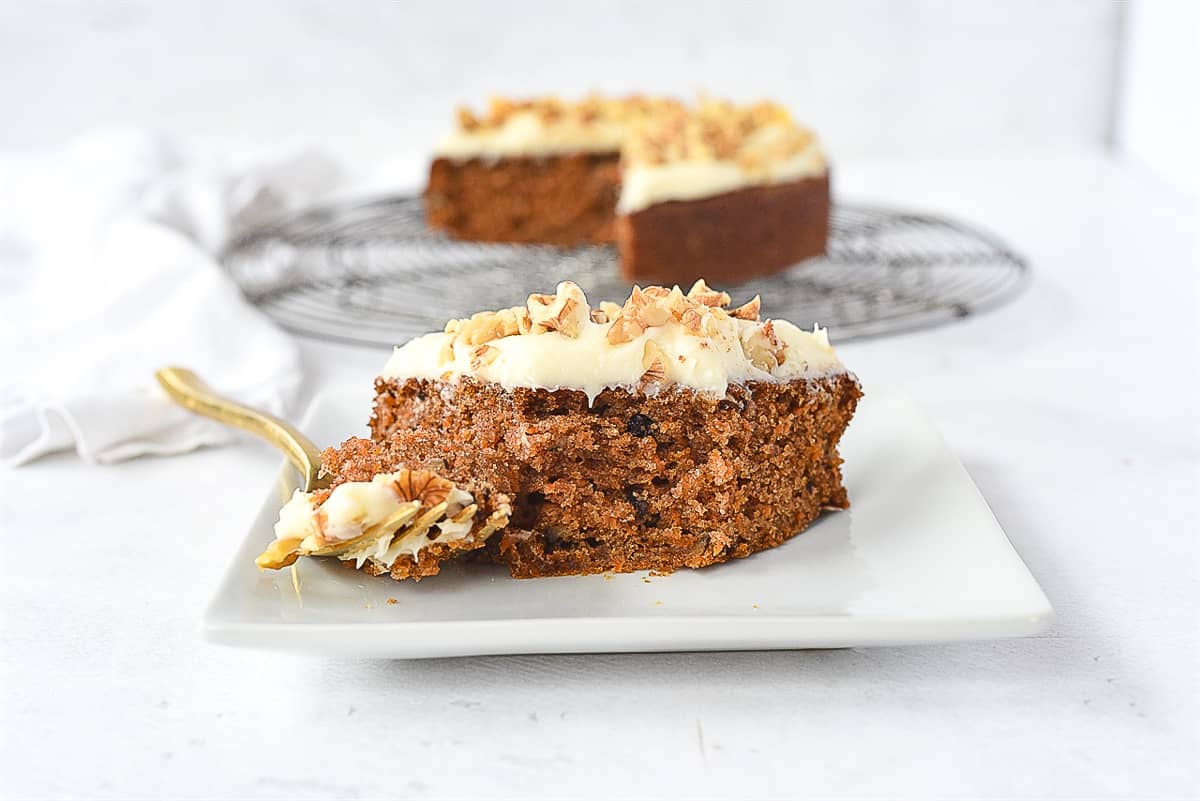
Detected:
left=153, top=367, right=508, bottom=572
left=154, top=366, right=328, bottom=493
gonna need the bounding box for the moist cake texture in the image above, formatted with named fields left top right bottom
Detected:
left=425, top=95, right=830, bottom=285
left=323, top=280, right=859, bottom=579
left=426, top=153, right=621, bottom=246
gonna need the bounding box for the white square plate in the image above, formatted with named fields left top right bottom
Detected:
left=204, top=388, right=1052, bottom=657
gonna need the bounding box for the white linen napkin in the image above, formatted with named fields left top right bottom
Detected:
left=0, top=128, right=339, bottom=466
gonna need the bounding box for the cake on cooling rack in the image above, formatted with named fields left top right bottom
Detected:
left=425, top=96, right=830, bottom=286
left=257, top=280, right=860, bottom=581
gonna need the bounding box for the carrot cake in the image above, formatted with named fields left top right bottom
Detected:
left=425, top=96, right=829, bottom=286
left=257, top=280, right=860, bottom=581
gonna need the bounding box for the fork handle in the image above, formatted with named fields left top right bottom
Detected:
left=154, top=366, right=326, bottom=492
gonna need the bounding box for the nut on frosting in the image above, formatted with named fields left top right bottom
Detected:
left=621, top=98, right=817, bottom=171
left=454, top=94, right=686, bottom=134
left=446, top=94, right=820, bottom=172
left=386, top=280, right=846, bottom=401
left=436, top=94, right=826, bottom=213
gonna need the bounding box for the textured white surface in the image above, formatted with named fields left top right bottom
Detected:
left=0, top=132, right=332, bottom=466
left=1, top=152, right=1197, bottom=799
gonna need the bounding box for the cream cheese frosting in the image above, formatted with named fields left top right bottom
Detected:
left=434, top=95, right=680, bottom=159
left=435, top=109, right=626, bottom=158
left=433, top=95, right=827, bottom=212
left=257, top=469, right=495, bottom=571
left=617, top=144, right=826, bottom=213
left=381, top=281, right=847, bottom=404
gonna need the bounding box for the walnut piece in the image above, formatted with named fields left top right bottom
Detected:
left=470, top=344, right=499, bottom=370
left=527, top=281, right=590, bottom=337
left=741, top=320, right=788, bottom=372
left=444, top=307, right=527, bottom=347
left=390, top=469, right=456, bottom=508
left=730, top=295, right=762, bottom=321
left=686, top=279, right=732, bottom=308
left=606, top=312, right=646, bottom=345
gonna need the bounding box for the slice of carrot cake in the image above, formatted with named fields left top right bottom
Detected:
left=368, top=279, right=859, bottom=578
left=258, top=280, right=859, bottom=581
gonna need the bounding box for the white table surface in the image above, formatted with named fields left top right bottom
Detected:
left=2, top=151, right=1197, bottom=800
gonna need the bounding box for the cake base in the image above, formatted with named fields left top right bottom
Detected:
left=616, top=173, right=830, bottom=286
left=425, top=154, right=620, bottom=246
left=326, top=374, right=860, bottom=579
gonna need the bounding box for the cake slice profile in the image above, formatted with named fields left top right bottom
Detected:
left=261, top=280, right=859, bottom=581
left=356, top=280, right=858, bottom=579
left=424, top=95, right=830, bottom=285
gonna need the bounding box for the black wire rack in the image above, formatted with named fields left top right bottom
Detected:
left=222, top=194, right=1028, bottom=347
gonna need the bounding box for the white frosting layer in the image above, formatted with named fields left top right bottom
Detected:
left=435, top=110, right=625, bottom=158
left=381, top=314, right=845, bottom=404
left=617, top=144, right=826, bottom=213
left=434, top=105, right=827, bottom=210
left=273, top=474, right=476, bottom=569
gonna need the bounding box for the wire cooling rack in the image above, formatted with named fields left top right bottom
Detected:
left=222, top=195, right=1027, bottom=347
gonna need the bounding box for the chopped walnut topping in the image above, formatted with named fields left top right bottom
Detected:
left=588, top=301, right=624, bottom=324
left=638, top=341, right=667, bottom=390
left=471, top=344, right=499, bottom=370
left=686, top=279, right=732, bottom=308
left=445, top=307, right=526, bottom=346
left=390, top=469, right=456, bottom=508
left=453, top=94, right=686, bottom=134
left=437, top=280, right=800, bottom=386
left=680, top=306, right=720, bottom=337
left=730, top=295, right=762, bottom=321
left=641, top=340, right=665, bottom=371
left=636, top=301, right=672, bottom=328
left=606, top=310, right=646, bottom=345
left=622, top=97, right=818, bottom=172
left=527, top=281, right=589, bottom=337
left=451, top=95, right=820, bottom=175
left=741, top=319, right=788, bottom=371
left=456, top=106, right=480, bottom=131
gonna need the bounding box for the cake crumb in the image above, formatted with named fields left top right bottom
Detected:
left=752, top=604, right=759, bottom=609
left=387, top=597, right=399, bottom=605
left=603, top=574, right=614, bottom=581
left=655, top=600, right=663, bottom=606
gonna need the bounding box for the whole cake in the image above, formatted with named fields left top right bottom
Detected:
left=259, top=280, right=860, bottom=580
left=425, top=96, right=830, bottom=286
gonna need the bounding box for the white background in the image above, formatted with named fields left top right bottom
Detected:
left=2, top=2, right=1198, bottom=800
left=3, top=0, right=1124, bottom=176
